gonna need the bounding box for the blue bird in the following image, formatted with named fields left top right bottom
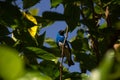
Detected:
left=56, top=30, right=74, bottom=66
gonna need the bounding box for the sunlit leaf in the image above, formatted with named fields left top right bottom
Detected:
left=81, top=73, right=89, bottom=80
left=17, top=71, right=52, bottom=80
left=50, top=0, right=62, bottom=8
left=0, top=46, right=24, bottom=80
left=89, top=50, right=114, bottom=80
left=99, top=50, right=114, bottom=80
left=23, top=12, right=38, bottom=38
left=98, top=22, right=107, bottom=29
left=29, top=8, right=39, bottom=16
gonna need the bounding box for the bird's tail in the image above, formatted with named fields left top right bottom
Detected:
left=68, top=58, right=74, bottom=66
left=64, top=47, right=74, bottom=66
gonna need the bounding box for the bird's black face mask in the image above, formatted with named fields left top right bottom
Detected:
left=59, top=30, right=64, bottom=36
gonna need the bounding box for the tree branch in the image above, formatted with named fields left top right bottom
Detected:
left=60, top=26, right=68, bottom=80
left=105, top=6, right=111, bottom=27
left=89, top=0, right=101, bottom=64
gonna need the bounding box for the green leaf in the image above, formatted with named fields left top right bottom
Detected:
left=26, top=47, right=58, bottom=63
left=0, top=2, right=22, bottom=28
left=74, top=52, right=97, bottom=71
left=37, top=32, right=46, bottom=47
left=34, top=16, right=54, bottom=27
left=101, top=0, right=113, bottom=5
left=114, top=20, right=120, bottom=30
left=13, top=29, right=38, bottom=46
left=45, top=38, right=57, bottom=47
left=29, top=8, right=39, bottom=16
left=64, top=3, right=80, bottom=31
left=0, top=2, right=35, bottom=29
left=42, top=11, right=65, bottom=20
left=89, top=50, right=114, bottom=80
left=98, top=22, right=107, bottom=29
left=39, top=61, right=59, bottom=80
left=41, top=47, right=60, bottom=57
left=71, top=30, right=85, bottom=52
left=50, top=0, right=62, bottom=8
left=80, top=0, right=92, bottom=8
left=17, top=71, right=52, bottom=80
left=0, top=46, right=24, bottom=80
left=63, top=72, right=82, bottom=80
left=113, top=0, right=120, bottom=5
left=82, top=38, right=90, bottom=51
left=99, top=50, right=114, bottom=80
left=94, top=5, right=104, bottom=14
left=71, top=38, right=83, bottom=52
left=23, top=0, right=41, bottom=9
left=82, top=7, right=92, bottom=19
left=21, top=15, right=36, bottom=29
left=81, top=73, right=89, bottom=80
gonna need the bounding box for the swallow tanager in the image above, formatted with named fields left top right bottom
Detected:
left=56, top=30, right=74, bottom=66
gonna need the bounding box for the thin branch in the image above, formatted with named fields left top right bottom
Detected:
left=59, top=62, right=62, bottom=80
left=60, top=26, right=69, bottom=80
left=105, top=6, right=111, bottom=27
left=90, top=36, right=100, bottom=64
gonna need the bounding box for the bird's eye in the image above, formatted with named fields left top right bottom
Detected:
left=59, top=30, right=64, bottom=35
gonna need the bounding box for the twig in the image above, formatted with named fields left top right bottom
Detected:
left=105, top=6, right=111, bottom=27
left=60, top=26, right=69, bottom=80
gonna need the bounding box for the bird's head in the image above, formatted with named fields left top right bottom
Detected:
left=59, top=30, right=65, bottom=36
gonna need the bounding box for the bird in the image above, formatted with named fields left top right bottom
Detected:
left=56, top=30, right=74, bottom=66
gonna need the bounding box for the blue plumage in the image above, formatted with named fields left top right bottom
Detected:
left=56, top=32, right=65, bottom=44
left=56, top=30, right=74, bottom=66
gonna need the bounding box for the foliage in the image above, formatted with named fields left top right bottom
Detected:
left=0, top=0, right=120, bottom=80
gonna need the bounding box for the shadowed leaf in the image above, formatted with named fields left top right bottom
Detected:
left=42, top=11, right=65, bottom=20
left=23, top=0, right=41, bottom=9
left=26, top=47, right=58, bottom=63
